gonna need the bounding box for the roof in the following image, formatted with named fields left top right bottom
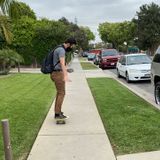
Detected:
left=124, top=53, right=147, bottom=57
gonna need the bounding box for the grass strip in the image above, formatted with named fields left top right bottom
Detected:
left=78, top=57, right=87, bottom=62
left=80, top=62, right=98, bottom=70
left=0, top=73, right=55, bottom=160
left=87, top=77, right=160, bottom=155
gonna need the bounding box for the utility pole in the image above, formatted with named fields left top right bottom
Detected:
left=74, top=17, right=78, bottom=25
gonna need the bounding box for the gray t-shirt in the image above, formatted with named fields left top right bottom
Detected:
left=53, top=46, right=65, bottom=70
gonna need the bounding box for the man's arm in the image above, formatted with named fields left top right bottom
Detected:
left=60, top=57, right=71, bottom=82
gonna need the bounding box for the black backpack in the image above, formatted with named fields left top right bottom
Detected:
left=41, top=45, right=64, bottom=74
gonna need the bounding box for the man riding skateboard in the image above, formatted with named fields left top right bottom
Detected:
left=50, top=38, right=77, bottom=123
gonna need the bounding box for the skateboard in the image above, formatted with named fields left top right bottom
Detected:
left=55, top=118, right=66, bottom=124
left=67, top=68, right=74, bottom=73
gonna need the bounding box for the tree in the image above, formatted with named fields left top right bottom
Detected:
left=98, top=21, right=136, bottom=50
left=94, top=42, right=108, bottom=49
left=0, top=0, right=13, bottom=44
left=0, top=49, right=23, bottom=74
left=32, top=19, right=69, bottom=66
left=9, top=1, right=36, bottom=20
left=11, top=16, right=36, bottom=65
left=81, top=26, right=95, bottom=41
left=11, top=15, right=95, bottom=66
left=0, top=15, right=12, bottom=45
left=12, top=17, right=71, bottom=66
left=0, top=0, right=22, bottom=44
left=98, top=22, right=110, bottom=43
left=135, top=3, right=160, bottom=55
left=0, top=0, right=14, bottom=15
left=0, top=1, right=34, bottom=45
left=59, top=17, right=95, bottom=50
left=59, top=17, right=70, bottom=25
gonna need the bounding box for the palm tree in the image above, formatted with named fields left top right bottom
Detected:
left=0, top=0, right=20, bottom=44
left=0, top=49, right=24, bottom=74
left=0, top=15, right=12, bottom=44
left=0, top=1, right=23, bottom=74
left=0, top=0, right=10, bottom=14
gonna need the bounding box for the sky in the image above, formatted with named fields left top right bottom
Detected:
left=20, top=0, right=160, bottom=42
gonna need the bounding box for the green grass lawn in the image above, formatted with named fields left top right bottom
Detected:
left=0, top=74, right=56, bottom=160
left=78, top=57, right=87, bottom=62
left=80, top=62, right=98, bottom=70
left=87, top=78, right=160, bottom=155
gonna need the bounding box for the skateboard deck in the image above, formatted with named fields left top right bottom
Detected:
left=67, top=68, right=74, bottom=73
left=55, top=116, right=69, bottom=125
left=55, top=118, right=66, bottom=124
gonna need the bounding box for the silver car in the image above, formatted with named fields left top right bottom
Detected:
left=151, top=45, right=160, bottom=105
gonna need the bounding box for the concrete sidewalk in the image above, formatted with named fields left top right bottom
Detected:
left=26, top=58, right=160, bottom=160
left=27, top=58, right=116, bottom=160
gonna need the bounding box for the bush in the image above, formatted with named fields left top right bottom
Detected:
left=0, top=49, right=24, bottom=75
left=65, top=52, right=73, bottom=64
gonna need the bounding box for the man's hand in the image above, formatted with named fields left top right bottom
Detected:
left=59, top=57, right=71, bottom=82
left=63, top=75, right=72, bottom=82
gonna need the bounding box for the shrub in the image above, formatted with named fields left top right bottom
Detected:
left=0, top=49, right=24, bottom=75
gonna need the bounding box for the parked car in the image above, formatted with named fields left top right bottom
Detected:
left=88, top=49, right=102, bottom=55
left=87, top=53, right=96, bottom=61
left=99, top=49, right=120, bottom=69
left=82, top=51, right=88, bottom=57
left=116, top=53, right=151, bottom=83
left=93, top=54, right=100, bottom=65
left=151, top=45, right=160, bottom=105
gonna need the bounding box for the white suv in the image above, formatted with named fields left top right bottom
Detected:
left=151, top=46, right=160, bottom=105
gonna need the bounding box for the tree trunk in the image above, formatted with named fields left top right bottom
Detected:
left=149, top=44, right=159, bottom=56
left=34, top=57, right=37, bottom=68
left=32, top=57, right=38, bottom=68
left=17, top=62, right=20, bottom=73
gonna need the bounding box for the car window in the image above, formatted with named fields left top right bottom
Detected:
left=118, top=56, right=123, bottom=63
left=88, top=53, right=95, bottom=57
left=153, top=46, right=160, bottom=63
left=127, top=55, right=151, bottom=65
left=102, top=50, right=118, bottom=57
left=121, top=56, right=126, bottom=65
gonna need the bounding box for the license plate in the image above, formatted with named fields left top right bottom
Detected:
left=111, top=63, right=115, bottom=65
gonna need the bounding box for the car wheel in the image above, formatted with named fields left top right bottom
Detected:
left=99, top=64, right=104, bottom=69
left=117, top=69, right=121, bottom=78
left=155, top=81, right=160, bottom=105
left=126, top=72, right=130, bottom=83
